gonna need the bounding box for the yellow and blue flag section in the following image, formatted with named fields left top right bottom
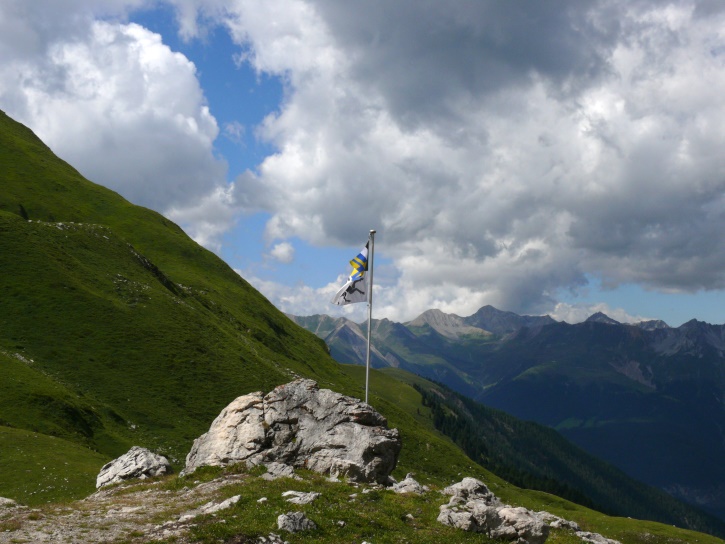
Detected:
left=331, top=242, right=369, bottom=305
left=348, top=244, right=368, bottom=281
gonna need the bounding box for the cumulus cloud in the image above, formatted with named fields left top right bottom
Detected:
left=549, top=302, right=651, bottom=325
left=205, top=0, right=725, bottom=318
left=242, top=271, right=360, bottom=318
left=165, top=184, right=238, bottom=253
left=268, top=241, right=295, bottom=263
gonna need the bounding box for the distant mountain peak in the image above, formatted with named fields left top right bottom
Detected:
left=635, top=319, right=670, bottom=331
left=681, top=318, right=706, bottom=328
left=585, top=312, right=620, bottom=325
left=465, top=305, right=556, bottom=336
left=407, top=308, right=489, bottom=340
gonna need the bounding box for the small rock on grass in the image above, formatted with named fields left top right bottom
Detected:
left=277, top=511, right=317, bottom=533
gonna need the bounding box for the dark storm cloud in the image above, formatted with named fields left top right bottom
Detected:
left=314, top=0, right=620, bottom=127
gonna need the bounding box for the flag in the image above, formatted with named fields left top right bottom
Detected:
left=331, top=242, right=369, bottom=305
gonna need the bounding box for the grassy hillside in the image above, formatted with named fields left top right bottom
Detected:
left=1, top=109, right=723, bottom=543
left=0, top=108, right=353, bottom=496
left=0, top=106, right=479, bottom=495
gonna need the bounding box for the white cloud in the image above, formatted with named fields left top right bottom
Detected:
left=223, top=120, right=246, bottom=144
left=165, top=184, right=238, bottom=253
left=550, top=302, right=650, bottom=325
left=268, top=241, right=295, bottom=263
left=212, top=0, right=725, bottom=318
left=242, top=271, right=367, bottom=319
left=7, top=0, right=725, bottom=322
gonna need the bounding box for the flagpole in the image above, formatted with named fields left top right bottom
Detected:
left=365, top=229, right=376, bottom=404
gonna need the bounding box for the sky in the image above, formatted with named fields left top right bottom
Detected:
left=2, top=0, right=725, bottom=327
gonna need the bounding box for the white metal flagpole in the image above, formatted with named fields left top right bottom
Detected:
left=365, top=229, right=376, bottom=404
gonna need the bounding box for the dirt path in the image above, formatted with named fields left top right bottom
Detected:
left=0, top=475, right=246, bottom=543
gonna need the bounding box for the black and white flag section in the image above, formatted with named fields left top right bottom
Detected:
left=331, top=242, right=369, bottom=305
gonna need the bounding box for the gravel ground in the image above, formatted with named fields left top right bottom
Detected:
left=0, top=475, right=246, bottom=543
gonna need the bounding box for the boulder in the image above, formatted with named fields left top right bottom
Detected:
left=182, top=392, right=266, bottom=471
left=277, top=511, right=317, bottom=533
left=496, top=507, right=549, bottom=544
left=392, top=473, right=429, bottom=494
left=185, top=379, right=401, bottom=484
left=438, top=477, right=548, bottom=544
left=442, top=477, right=501, bottom=504
left=537, top=512, right=581, bottom=531
left=96, top=446, right=171, bottom=488
left=576, top=532, right=622, bottom=544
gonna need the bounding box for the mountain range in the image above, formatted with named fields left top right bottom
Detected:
left=2, top=107, right=725, bottom=542
left=290, top=306, right=725, bottom=521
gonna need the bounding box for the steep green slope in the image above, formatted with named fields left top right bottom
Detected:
left=0, top=210, right=320, bottom=458
left=0, top=108, right=349, bottom=472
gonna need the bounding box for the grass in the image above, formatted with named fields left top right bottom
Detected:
left=184, top=472, right=496, bottom=544
left=138, top=465, right=724, bottom=544
left=0, top=426, right=107, bottom=505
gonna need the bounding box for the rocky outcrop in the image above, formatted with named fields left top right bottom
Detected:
left=495, top=507, right=550, bottom=544
left=261, top=462, right=300, bottom=481
left=538, top=512, right=580, bottom=531
left=437, top=477, right=623, bottom=544
left=437, top=477, right=547, bottom=543
left=184, top=379, right=401, bottom=484
left=96, top=446, right=171, bottom=489
left=442, top=477, right=501, bottom=504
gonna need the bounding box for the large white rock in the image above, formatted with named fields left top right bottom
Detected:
left=96, top=446, right=171, bottom=489
left=183, top=392, right=266, bottom=469
left=184, top=379, right=401, bottom=484
left=496, top=507, right=549, bottom=544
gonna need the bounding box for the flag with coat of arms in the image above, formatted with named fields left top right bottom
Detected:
left=331, top=242, right=369, bottom=305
